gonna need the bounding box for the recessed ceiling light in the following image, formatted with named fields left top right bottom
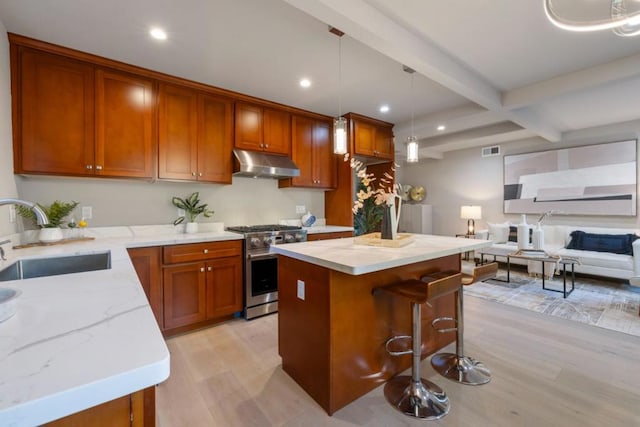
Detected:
left=149, top=28, right=167, bottom=40
left=299, top=78, right=311, bottom=88
left=379, top=105, right=390, bottom=113
left=437, top=125, right=446, bottom=131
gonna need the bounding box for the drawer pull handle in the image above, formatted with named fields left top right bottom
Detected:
left=207, top=266, right=212, bottom=271
left=95, top=165, right=103, bottom=170
left=200, top=267, right=205, bottom=273
left=203, top=249, right=209, bottom=254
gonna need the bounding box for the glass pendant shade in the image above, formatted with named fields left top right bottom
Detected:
left=544, top=0, right=640, bottom=36
left=406, top=136, right=419, bottom=163
left=333, top=116, right=348, bottom=155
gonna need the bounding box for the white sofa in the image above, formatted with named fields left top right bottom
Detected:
left=476, top=225, right=640, bottom=280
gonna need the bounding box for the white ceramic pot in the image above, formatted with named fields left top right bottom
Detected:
left=39, top=227, right=64, bottom=243
left=185, top=222, right=198, bottom=234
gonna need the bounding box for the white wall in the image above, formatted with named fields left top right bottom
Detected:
left=0, top=18, right=19, bottom=236
left=397, top=123, right=640, bottom=236
left=16, top=176, right=325, bottom=227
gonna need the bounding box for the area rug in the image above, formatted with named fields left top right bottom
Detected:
left=463, top=264, right=640, bottom=337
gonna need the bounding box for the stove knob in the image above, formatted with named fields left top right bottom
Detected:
left=295, top=233, right=305, bottom=242
left=250, top=237, right=261, bottom=248
left=263, top=236, right=273, bottom=245
left=284, top=234, right=295, bottom=243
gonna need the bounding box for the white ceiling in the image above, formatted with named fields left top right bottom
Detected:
left=1, top=0, right=639, bottom=159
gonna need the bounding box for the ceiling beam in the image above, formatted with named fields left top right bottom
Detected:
left=503, top=53, right=640, bottom=109
left=282, top=0, right=561, bottom=142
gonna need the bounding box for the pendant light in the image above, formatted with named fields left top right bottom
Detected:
left=544, top=0, right=640, bottom=37
left=403, top=65, right=419, bottom=163
left=330, top=26, right=347, bottom=155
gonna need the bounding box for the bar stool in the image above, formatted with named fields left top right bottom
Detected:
left=373, top=272, right=461, bottom=419
left=428, top=263, right=497, bottom=385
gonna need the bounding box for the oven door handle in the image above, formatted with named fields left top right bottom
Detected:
left=247, top=252, right=278, bottom=261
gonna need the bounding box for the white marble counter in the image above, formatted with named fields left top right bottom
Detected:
left=304, top=225, right=353, bottom=235
left=270, top=233, right=492, bottom=275
left=0, top=224, right=243, bottom=427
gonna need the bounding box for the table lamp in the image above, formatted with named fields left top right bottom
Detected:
left=460, top=205, right=482, bottom=235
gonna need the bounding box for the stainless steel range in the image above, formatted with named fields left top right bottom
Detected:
left=226, top=224, right=307, bottom=319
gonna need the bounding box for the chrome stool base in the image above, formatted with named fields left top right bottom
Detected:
left=384, top=375, right=450, bottom=419
left=430, top=353, right=491, bottom=385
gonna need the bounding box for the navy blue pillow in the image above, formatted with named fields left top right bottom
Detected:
left=567, top=230, right=638, bottom=255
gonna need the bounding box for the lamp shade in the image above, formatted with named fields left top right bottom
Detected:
left=460, top=205, right=482, bottom=220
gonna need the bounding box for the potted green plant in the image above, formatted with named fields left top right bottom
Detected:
left=171, top=192, right=214, bottom=234
left=16, top=200, right=79, bottom=242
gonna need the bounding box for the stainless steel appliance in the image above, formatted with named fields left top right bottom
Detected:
left=226, top=224, right=307, bottom=319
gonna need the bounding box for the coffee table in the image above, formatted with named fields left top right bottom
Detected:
left=506, top=250, right=578, bottom=298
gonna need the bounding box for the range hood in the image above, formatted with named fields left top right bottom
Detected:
left=233, top=149, right=300, bottom=179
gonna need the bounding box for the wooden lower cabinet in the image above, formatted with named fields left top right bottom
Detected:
left=44, top=386, right=155, bottom=427
left=307, top=231, right=353, bottom=241
left=128, top=241, right=243, bottom=336
left=127, top=247, right=163, bottom=328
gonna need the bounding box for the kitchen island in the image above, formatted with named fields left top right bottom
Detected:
left=271, top=234, right=492, bottom=415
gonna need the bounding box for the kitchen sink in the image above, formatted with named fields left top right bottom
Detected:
left=0, top=252, right=111, bottom=282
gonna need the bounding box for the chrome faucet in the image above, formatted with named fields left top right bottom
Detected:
left=0, top=239, right=9, bottom=260
left=0, top=198, right=50, bottom=226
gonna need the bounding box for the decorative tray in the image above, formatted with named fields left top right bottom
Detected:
left=13, top=237, right=95, bottom=249
left=354, top=232, right=414, bottom=248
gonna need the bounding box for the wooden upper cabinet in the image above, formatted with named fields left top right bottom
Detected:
left=197, top=93, right=233, bottom=183
left=235, top=102, right=291, bottom=155
left=158, top=83, right=233, bottom=183
left=13, top=45, right=154, bottom=178
left=95, top=69, right=155, bottom=178
left=280, top=115, right=335, bottom=189
left=351, top=114, right=394, bottom=161
left=158, top=83, right=198, bottom=181
left=263, top=108, right=291, bottom=155
left=16, top=48, right=95, bottom=175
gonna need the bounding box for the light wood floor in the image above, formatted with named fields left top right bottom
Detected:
left=156, top=296, right=640, bottom=426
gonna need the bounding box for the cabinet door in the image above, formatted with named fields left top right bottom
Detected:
left=158, top=83, right=198, bottom=180
left=374, top=126, right=394, bottom=160
left=290, top=115, right=315, bottom=187
left=353, top=120, right=376, bottom=157
left=206, top=257, right=243, bottom=319
left=197, top=93, right=233, bottom=183
left=234, top=102, right=263, bottom=151
left=127, top=247, right=163, bottom=329
left=313, top=120, right=336, bottom=189
left=95, top=69, right=154, bottom=178
left=263, top=108, right=291, bottom=155
left=163, top=263, right=207, bottom=329
left=18, top=49, right=94, bottom=175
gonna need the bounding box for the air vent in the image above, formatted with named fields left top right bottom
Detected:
left=481, top=145, right=500, bottom=157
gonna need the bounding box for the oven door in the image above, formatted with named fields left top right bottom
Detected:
left=246, top=252, right=279, bottom=307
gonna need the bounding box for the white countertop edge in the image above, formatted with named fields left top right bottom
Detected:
left=271, top=236, right=492, bottom=275
left=10, top=353, right=170, bottom=427
left=304, top=226, right=354, bottom=234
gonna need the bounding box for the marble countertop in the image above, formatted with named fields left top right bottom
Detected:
left=270, top=233, right=493, bottom=275
left=304, top=225, right=353, bottom=234
left=0, top=224, right=243, bottom=427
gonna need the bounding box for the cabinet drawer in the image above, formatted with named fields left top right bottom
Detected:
left=163, top=240, right=242, bottom=264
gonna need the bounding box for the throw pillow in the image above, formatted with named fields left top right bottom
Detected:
left=487, top=222, right=509, bottom=243
left=567, top=230, right=639, bottom=255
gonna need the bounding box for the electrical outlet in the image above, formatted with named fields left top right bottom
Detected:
left=177, top=208, right=185, bottom=218
left=82, top=206, right=93, bottom=219
left=295, top=205, right=306, bottom=214
left=297, top=280, right=305, bottom=300
left=9, top=205, right=16, bottom=223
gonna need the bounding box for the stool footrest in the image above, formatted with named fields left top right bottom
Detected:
left=385, top=335, right=413, bottom=356
left=431, top=316, right=458, bottom=333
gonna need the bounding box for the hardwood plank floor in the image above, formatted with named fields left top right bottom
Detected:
left=156, top=296, right=640, bottom=426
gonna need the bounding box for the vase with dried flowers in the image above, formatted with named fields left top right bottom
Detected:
left=347, top=154, right=400, bottom=238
